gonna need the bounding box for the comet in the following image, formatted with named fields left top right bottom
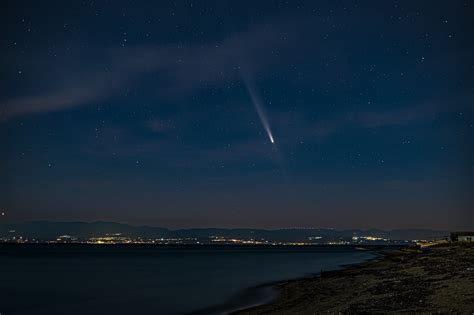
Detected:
left=241, top=74, right=275, bottom=144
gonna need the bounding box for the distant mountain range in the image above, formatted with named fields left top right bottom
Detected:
left=0, top=221, right=450, bottom=243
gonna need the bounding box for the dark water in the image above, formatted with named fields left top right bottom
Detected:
left=0, top=244, right=378, bottom=315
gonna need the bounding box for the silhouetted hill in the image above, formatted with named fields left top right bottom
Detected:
left=0, top=221, right=169, bottom=239
left=0, top=221, right=449, bottom=243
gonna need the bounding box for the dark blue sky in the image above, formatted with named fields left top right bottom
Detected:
left=1, top=1, right=473, bottom=229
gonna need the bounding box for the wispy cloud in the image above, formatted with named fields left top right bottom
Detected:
left=279, top=99, right=473, bottom=144
left=1, top=21, right=300, bottom=120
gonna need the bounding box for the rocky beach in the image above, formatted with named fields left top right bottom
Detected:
left=237, top=243, right=474, bottom=314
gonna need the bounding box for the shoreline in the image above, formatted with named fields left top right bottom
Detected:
left=188, top=284, right=279, bottom=315
left=235, top=243, right=474, bottom=314
left=193, top=246, right=393, bottom=315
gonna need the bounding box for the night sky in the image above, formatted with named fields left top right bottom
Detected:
left=1, top=1, right=473, bottom=230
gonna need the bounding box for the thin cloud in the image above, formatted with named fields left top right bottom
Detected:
left=1, top=21, right=301, bottom=120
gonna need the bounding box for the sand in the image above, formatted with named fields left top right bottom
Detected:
left=236, top=243, right=474, bottom=314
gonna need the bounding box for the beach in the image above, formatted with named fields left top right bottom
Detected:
left=236, top=243, right=474, bottom=314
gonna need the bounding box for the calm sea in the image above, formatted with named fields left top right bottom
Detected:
left=0, top=244, right=379, bottom=315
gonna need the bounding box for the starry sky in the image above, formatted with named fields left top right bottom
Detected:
left=1, top=1, right=473, bottom=230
